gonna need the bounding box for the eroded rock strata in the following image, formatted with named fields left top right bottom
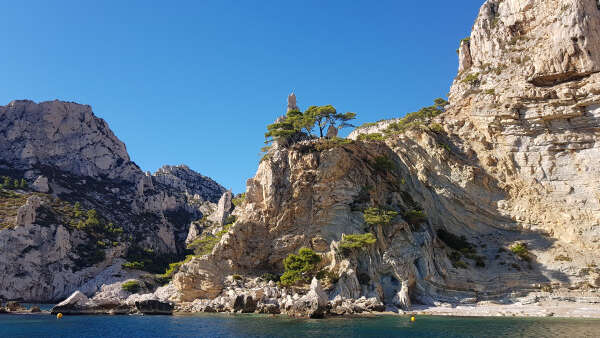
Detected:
left=164, top=0, right=600, bottom=316
left=3, top=0, right=600, bottom=318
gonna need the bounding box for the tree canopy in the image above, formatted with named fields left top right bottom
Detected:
left=265, top=105, right=356, bottom=145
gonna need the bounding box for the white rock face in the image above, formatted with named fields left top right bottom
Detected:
left=15, top=196, right=42, bottom=227
left=208, top=190, right=233, bottom=225
left=32, top=176, right=49, bottom=193
left=0, top=100, right=141, bottom=182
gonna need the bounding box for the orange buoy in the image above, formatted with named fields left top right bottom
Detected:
left=57, top=313, right=63, bottom=319
left=410, top=316, right=415, bottom=322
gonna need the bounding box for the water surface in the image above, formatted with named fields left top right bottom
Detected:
left=1, top=313, right=599, bottom=337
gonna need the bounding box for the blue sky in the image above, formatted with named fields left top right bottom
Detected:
left=0, top=1, right=482, bottom=193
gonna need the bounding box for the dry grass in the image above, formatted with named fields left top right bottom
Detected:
left=0, top=189, right=28, bottom=229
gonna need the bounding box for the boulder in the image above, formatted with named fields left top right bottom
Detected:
left=29, top=305, right=41, bottom=313
left=288, top=278, right=328, bottom=318
left=51, top=291, right=91, bottom=314
left=32, top=175, right=49, bottom=193
left=230, top=293, right=256, bottom=313
left=6, top=301, right=26, bottom=312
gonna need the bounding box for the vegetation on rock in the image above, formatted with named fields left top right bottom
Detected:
left=363, top=207, right=398, bottom=227
left=383, top=98, right=448, bottom=136
left=357, top=133, right=385, bottom=142
left=510, top=243, right=530, bottom=261
left=280, top=247, right=321, bottom=286
left=339, top=233, right=377, bottom=256
left=264, top=105, right=356, bottom=145
left=232, top=193, right=246, bottom=207
left=187, top=217, right=236, bottom=256
left=121, top=280, right=141, bottom=293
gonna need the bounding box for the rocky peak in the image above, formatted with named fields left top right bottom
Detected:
left=0, top=99, right=141, bottom=182
left=451, top=0, right=600, bottom=100
left=152, top=165, right=226, bottom=203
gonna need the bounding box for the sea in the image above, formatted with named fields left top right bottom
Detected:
left=2, top=310, right=600, bottom=338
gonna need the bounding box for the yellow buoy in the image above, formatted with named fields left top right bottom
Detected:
left=410, top=316, right=415, bottom=322
left=57, top=313, right=63, bottom=319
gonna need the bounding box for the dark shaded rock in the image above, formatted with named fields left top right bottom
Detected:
left=29, top=305, right=41, bottom=313
left=257, top=303, right=280, bottom=314
left=134, top=300, right=173, bottom=315
left=231, top=294, right=256, bottom=313
left=6, top=301, right=25, bottom=312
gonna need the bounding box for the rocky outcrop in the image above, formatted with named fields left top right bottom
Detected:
left=0, top=100, right=141, bottom=182
left=288, top=278, right=328, bottom=318
left=15, top=196, right=42, bottom=227
left=167, top=0, right=600, bottom=317
left=135, top=300, right=174, bottom=315
left=32, top=175, right=49, bottom=193
left=153, top=165, right=225, bottom=204
left=50, top=285, right=175, bottom=315
left=208, top=191, right=233, bottom=225
left=0, top=100, right=226, bottom=302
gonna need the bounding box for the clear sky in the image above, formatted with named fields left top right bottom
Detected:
left=0, top=1, right=482, bottom=193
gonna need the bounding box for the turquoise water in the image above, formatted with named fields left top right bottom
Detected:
left=1, top=313, right=599, bottom=337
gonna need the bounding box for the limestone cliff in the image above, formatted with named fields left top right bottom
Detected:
left=0, top=100, right=225, bottom=302
left=170, top=0, right=600, bottom=313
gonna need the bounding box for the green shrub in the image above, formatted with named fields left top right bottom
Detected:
left=404, top=209, right=426, bottom=225
left=453, top=260, right=468, bottom=269
left=122, top=261, right=145, bottom=270
left=232, top=274, right=243, bottom=280
left=187, top=236, right=219, bottom=256
left=554, top=255, right=572, bottom=262
left=280, top=248, right=321, bottom=286
left=462, top=73, right=480, bottom=86
left=121, top=280, right=141, bottom=293
left=383, top=98, right=448, bottom=136
left=232, top=193, right=246, bottom=207
left=448, top=251, right=462, bottom=263
left=19, top=179, right=27, bottom=189
left=187, top=222, right=234, bottom=256
left=339, top=233, right=376, bottom=255
left=363, top=207, right=398, bottom=227
left=510, top=243, right=529, bottom=260
left=122, top=246, right=185, bottom=274
left=357, top=133, right=384, bottom=142
left=371, top=156, right=395, bottom=172
left=429, top=123, right=444, bottom=134
left=160, top=255, right=194, bottom=279
left=315, top=137, right=353, bottom=151
left=260, top=273, right=280, bottom=283
left=484, top=89, right=495, bottom=95
left=437, top=229, right=475, bottom=253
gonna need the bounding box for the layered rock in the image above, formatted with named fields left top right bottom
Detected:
left=167, top=0, right=600, bottom=317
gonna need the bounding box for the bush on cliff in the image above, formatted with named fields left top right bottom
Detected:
left=280, top=247, right=321, bottom=286
left=363, top=207, right=398, bottom=227
left=121, top=280, right=141, bottom=293
left=383, top=98, right=448, bottom=136
left=339, top=233, right=377, bottom=256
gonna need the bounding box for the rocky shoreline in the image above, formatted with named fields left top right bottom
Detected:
left=34, top=273, right=600, bottom=319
